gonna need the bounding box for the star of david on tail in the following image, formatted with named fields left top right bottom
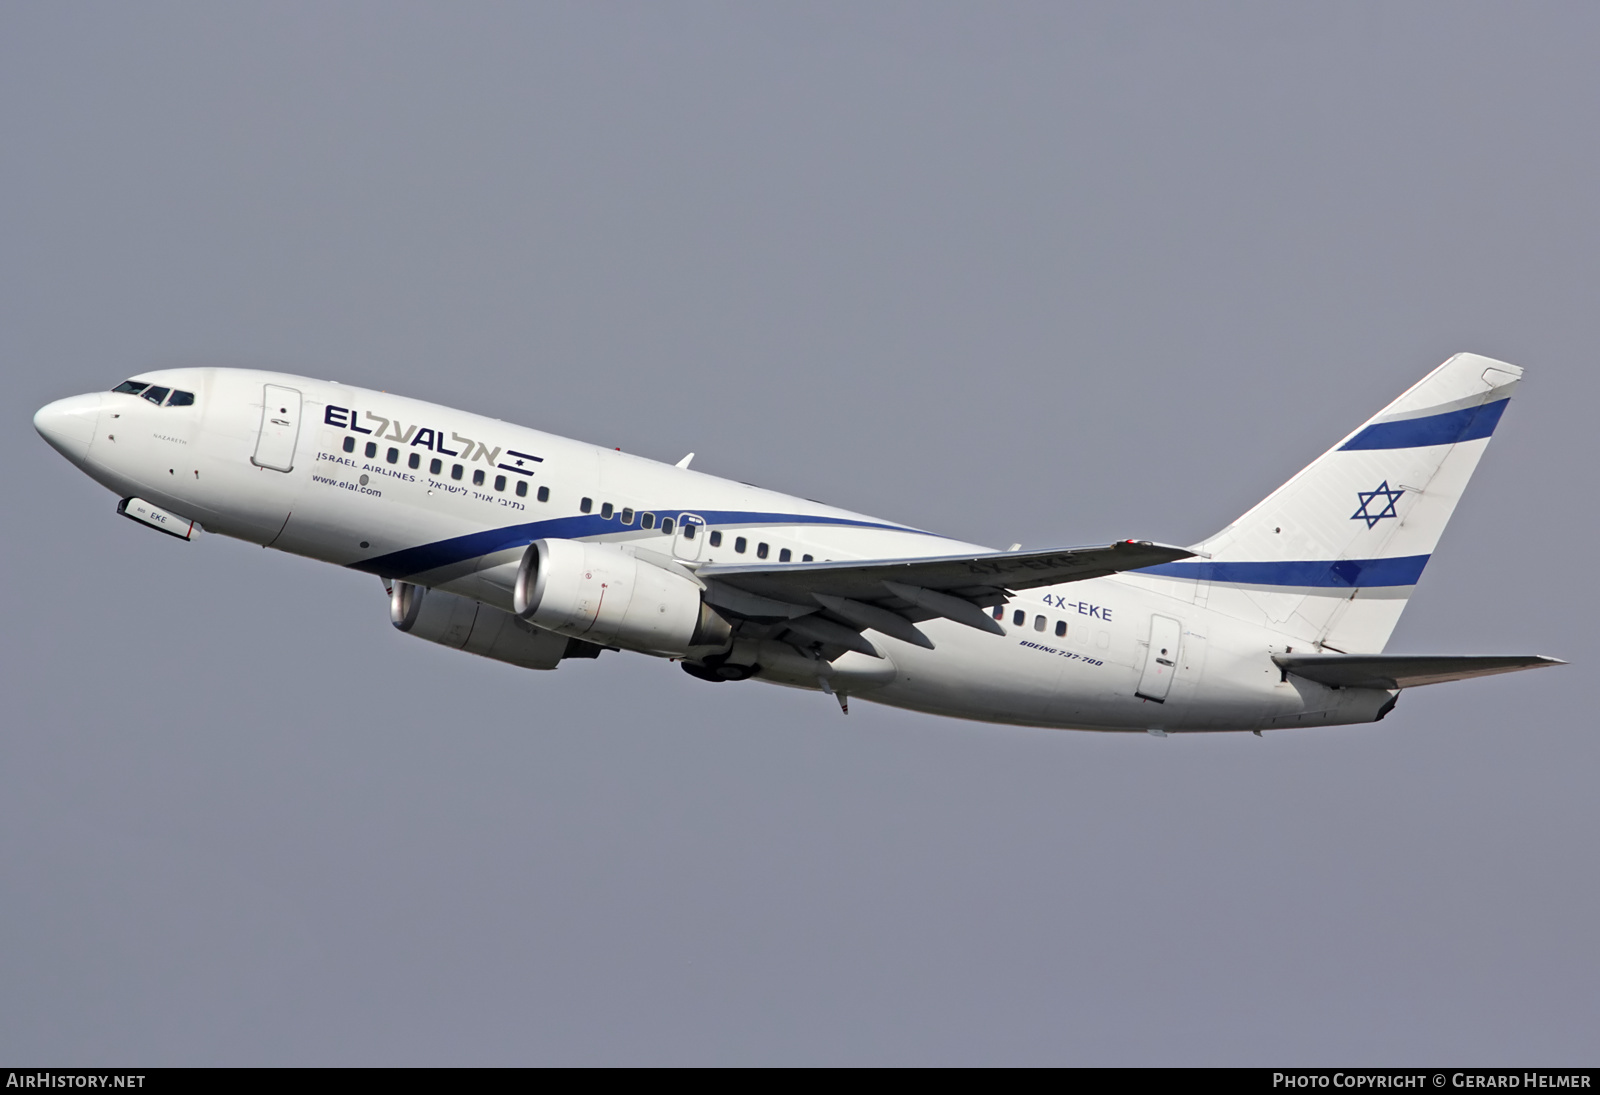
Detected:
left=1352, top=481, right=1404, bottom=528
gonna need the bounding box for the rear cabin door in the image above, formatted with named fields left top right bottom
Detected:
left=1136, top=614, right=1183, bottom=703
left=251, top=384, right=303, bottom=472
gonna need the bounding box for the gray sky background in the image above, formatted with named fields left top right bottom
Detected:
left=3, top=2, right=1596, bottom=1065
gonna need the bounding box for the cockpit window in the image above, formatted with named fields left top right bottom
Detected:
left=109, top=380, right=195, bottom=406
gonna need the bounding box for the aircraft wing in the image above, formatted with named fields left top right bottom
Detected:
left=1273, top=653, right=1565, bottom=690
left=700, top=540, right=1193, bottom=605
left=690, top=540, right=1193, bottom=653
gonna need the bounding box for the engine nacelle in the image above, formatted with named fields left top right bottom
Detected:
left=390, top=581, right=574, bottom=670
left=513, top=538, right=731, bottom=657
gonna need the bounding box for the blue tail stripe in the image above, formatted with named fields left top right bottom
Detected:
left=1339, top=398, right=1508, bottom=451
left=1137, top=554, right=1430, bottom=587
left=352, top=509, right=927, bottom=578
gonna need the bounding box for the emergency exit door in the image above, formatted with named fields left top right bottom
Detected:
left=674, top=513, right=707, bottom=561
left=251, top=384, right=303, bottom=472
left=1135, top=615, right=1183, bottom=703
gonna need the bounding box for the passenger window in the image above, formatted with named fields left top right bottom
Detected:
left=1034, top=615, right=1047, bottom=632
left=1055, top=620, right=1067, bottom=637
left=516, top=480, right=528, bottom=497
left=167, top=390, right=195, bottom=407
left=779, top=548, right=791, bottom=562
left=1013, top=610, right=1025, bottom=627
left=735, top=537, right=747, bottom=554
left=993, top=606, right=1004, bottom=620
left=537, top=486, right=549, bottom=502
left=619, top=507, right=633, bottom=524
left=112, top=381, right=148, bottom=395
left=601, top=502, right=614, bottom=519
left=342, top=436, right=355, bottom=453
left=408, top=453, right=420, bottom=470
left=683, top=523, right=696, bottom=540
left=451, top=464, right=463, bottom=481
left=641, top=512, right=656, bottom=530
left=709, top=530, right=722, bottom=547
left=429, top=458, right=442, bottom=475
left=802, top=554, right=813, bottom=562
left=757, top=542, right=769, bottom=559
left=472, top=469, right=485, bottom=486
left=580, top=497, right=592, bottom=514
left=366, top=442, right=379, bottom=459
left=142, top=386, right=171, bottom=405
left=386, top=447, right=399, bottom=464
left=661, top=517, right=675, bottom=535
left=494, top=475, right=506, bottom=492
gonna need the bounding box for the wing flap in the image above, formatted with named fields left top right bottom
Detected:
left=1273, top=653, right=1565, bottom=690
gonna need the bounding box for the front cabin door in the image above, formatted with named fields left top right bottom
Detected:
left=251, top=384, right=303, bottom=473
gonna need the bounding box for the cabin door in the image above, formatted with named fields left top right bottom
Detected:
left=251, top=384, right=303, bottom=472
left=1135, top=615, right=1183, bottom=703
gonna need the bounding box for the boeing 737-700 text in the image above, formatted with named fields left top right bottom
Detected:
left=34, top=352, right=1561, bottom=733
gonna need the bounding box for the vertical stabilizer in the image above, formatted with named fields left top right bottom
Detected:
left=1135, top=353, right=1521, bottom=652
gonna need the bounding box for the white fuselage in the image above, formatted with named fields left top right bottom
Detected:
left=36, top=367, right=1394, bottom=733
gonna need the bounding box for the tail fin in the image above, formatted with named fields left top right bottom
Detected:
left=1139, top=353, right=1521, bottom=652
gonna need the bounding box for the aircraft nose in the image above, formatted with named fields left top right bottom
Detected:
left=34, top=392, right=104, bottom=466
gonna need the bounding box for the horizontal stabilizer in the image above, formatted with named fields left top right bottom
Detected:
left=1273, top=653, right=1564, bottom=690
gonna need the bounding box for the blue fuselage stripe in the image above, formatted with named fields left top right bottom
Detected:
left=1339, top=399, right=1507, bottom=451
left=1136, top=554, right=1430, bottom=587
left=352, top=510, right=927, bottom=578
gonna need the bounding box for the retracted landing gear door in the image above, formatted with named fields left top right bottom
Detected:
left=251, top=384, right=303, bottom=472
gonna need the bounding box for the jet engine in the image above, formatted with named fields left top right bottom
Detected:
left=513, top=538, right=731, bottom=658
left=390, top=581, right=582, bottom=670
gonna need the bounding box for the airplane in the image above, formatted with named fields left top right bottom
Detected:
left=33, top=351, right=1561, bottom=735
